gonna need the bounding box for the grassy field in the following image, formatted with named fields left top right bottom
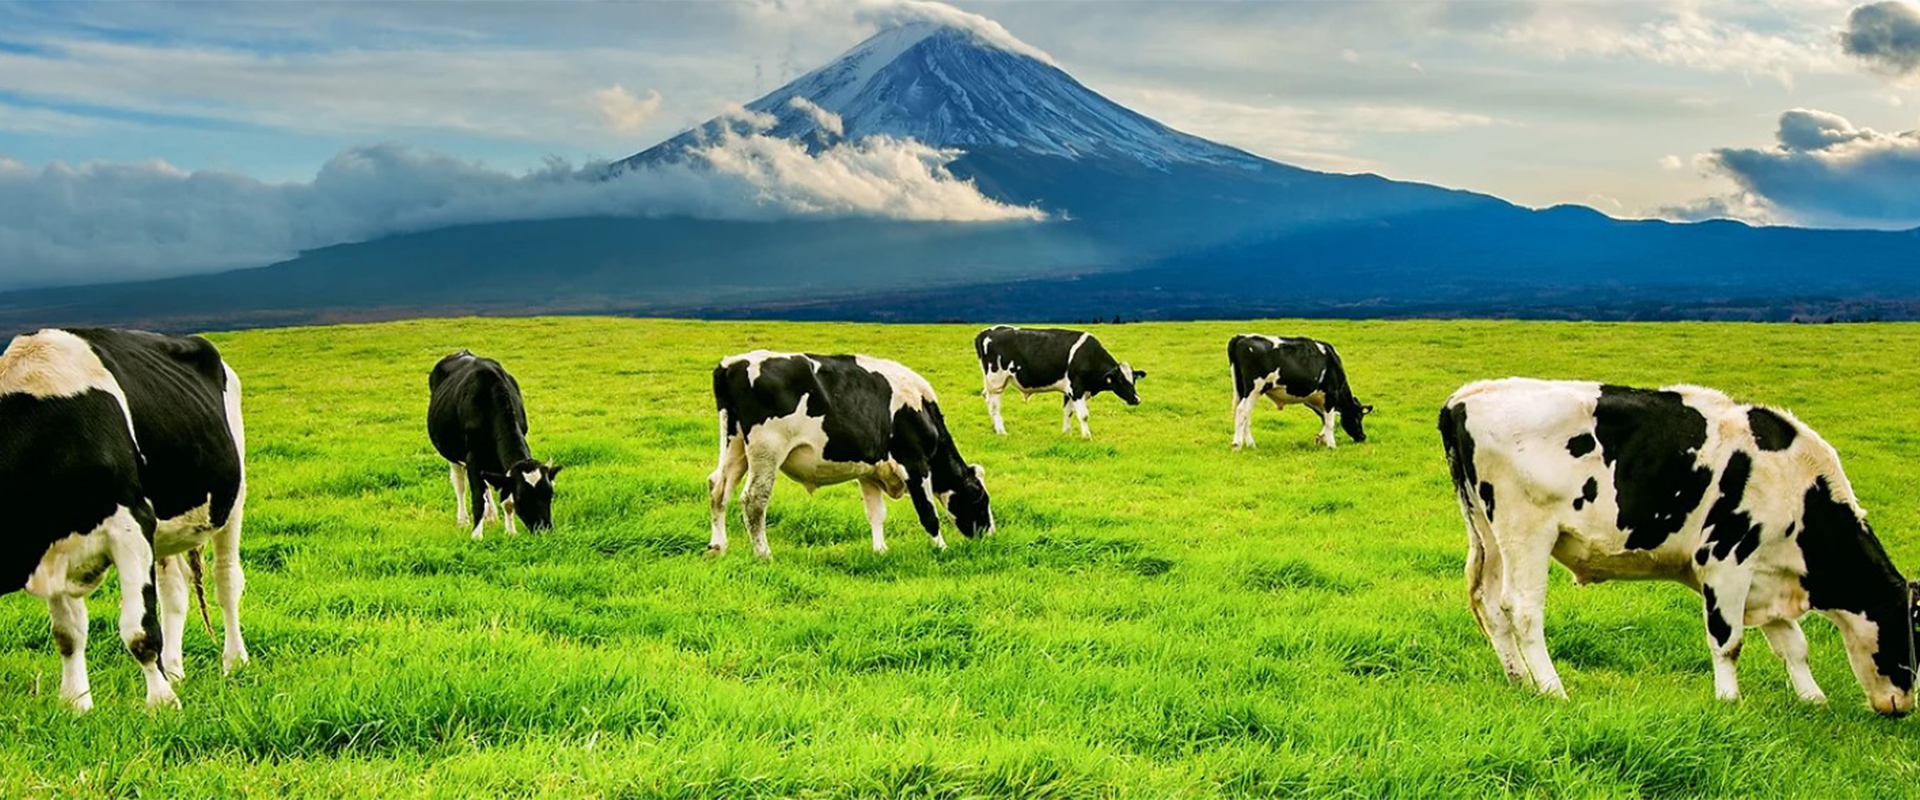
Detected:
left=3, top=317, right=1920, bottom=798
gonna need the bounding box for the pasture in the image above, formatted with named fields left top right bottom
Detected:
left=3, top=317, right=1919, bottom=797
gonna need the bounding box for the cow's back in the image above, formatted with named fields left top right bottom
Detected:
left=67, top=328, right=241, bottom=525
left=714, top=352, right=904, bottom=466
left=428, top=352, right=527, bottom=466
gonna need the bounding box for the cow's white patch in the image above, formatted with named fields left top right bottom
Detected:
left=721, top=350, right=820, bottom=386
left=0, top=329, right=140, bottom=449
left=24, top=512, right=121, bottom=600
left=1067, top=333, right=1090, bottom=366
left=522, top=470, right=543, bottom=488
left=854, top=355, right=936, bottom=413
left=153, top=496, right=216, bottom=557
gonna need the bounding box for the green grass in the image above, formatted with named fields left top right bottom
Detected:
left=4, top=317, right=1920, bottom=798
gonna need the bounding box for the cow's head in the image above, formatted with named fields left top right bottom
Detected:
left=483, top=460, right=563, bottom=531
left=1106, top=363, right=1144, bottom=406
left=1340, top=401, right=1375, bottom=443
left=941, top=463, right=994, bottom=538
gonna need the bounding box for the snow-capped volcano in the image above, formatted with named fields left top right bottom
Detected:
left=619, top=21, right=1263, bottom=170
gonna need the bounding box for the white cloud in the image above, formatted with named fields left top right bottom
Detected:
left=1840, top=1, right=1920, bottom=76
left=1659, top=154, right=1686, bottom=170
left=0, top=126, right=1042, bottom=289
left=1666, top=108, right=1920, bottom=228
left=592, top=85, right=663, bottom=134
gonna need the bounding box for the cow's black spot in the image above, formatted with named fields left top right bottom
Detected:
left=1748, top=407, right=1798, bottom=452
left=1704, top=585, right=1732, bottom=647
left=1694, top=546, right=1711, bottom=566
left=1567, top=434, right=1597, bottom=458
left=1797, top=477, right=1916, bottom=691
left=1573, top=477, right=1599, bottom=511
left=1703, top=452, right=1762, bottom=562
left=1479, top=482, right=1497, bottom=523
left=1593, top=385, right=1714, bottom=551
left=52, top=629, right=76, bottom=657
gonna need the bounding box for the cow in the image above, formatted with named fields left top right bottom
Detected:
left=708, top=351, right=993, bottom=559
left=1, top=327, right=250, bottom=711
left=1439, top=378, right=1918, bottom=716
left=428, top=351, right=561, bottom=539
left=1228, top=334, right=1373, bottom=449
left=974, top=326, right=1144, bottom=437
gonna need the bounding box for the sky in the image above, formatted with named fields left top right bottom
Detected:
left=2, top=0, right=1918, bottom=287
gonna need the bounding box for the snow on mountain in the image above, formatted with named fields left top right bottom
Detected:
left=619, top=21, right=1266, bottom=171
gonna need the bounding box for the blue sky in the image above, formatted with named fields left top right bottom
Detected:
left=2, top=0, right=1918, bottom=285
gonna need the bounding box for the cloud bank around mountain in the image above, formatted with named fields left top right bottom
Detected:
left=1662, top=108, right=1920, bottom=228
left=0, top=108, right=1042, bottom=289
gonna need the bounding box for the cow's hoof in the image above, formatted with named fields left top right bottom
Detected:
left=146, top=688, right=182, bottom=711
left=63, top=693, right=93, bottom=714
left=1798, top=690, right=1828, bottom=705
left=222, top=651, right=250, bottom=675
left=703, top=545, right=725, bottom=558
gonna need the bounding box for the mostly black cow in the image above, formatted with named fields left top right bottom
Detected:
left=429, top=351, right=561, bottom=539
left=709, top=351, right=993, bottom=559
left=1228, top=334, right=1373, bottom=449
left=1440, top=378, right=1918, bottom=716
left=1, top=328, right=249, bottom=711
left=975, top=326, right=1144, bottom=437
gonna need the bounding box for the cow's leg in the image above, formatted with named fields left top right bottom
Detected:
left=861, top=479, right=889, bottom=554
left=466, top=466, right=490, bottom=540
left=212, top=503, right=249, bottom=673
left=1700, top=574, right=1753, bottom=702
left=46, top=595, right=92, bottom=712
left=1060, top=394, right=1073, bottom=434
left=106, top=509, right=177, bottom=708
left=741, top=444, right=784, bottom=560
left=1310, top=403, right=1337, bottom=449
left=1072, top=396, right=1091, bottom=438
left=983, top=378, right=1007, bottom=435
left=1465, top=511, right=1526, bottom=683
left=907, top=473, right=948, bottom=551
left=1494, top=508, right=1565, bottom=698
left=156, top=555, right=189, bottom=682
left=1760, top=618, right=1826, bottom=703
left=707, top=423, right=748, bottom=555
left=502, top=493, right=519, bottom=536
left=450, top=463, right=470, bottom=526
left=1232, top=395, right=1256, bottom=450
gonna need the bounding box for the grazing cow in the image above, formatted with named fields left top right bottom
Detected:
left=709, top=351, right=993, bottom=559
left=974, top=326, right=1144, bottom=437
left=428, top=351, right=561, bottom=539
left=1, top=328, right=250, bottom=711
left=1440, top=378, right=1918, bottom=716
left=1228, top=334, right=1373, bottom=449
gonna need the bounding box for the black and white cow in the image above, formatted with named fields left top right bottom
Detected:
left=708, top=351, right=993, bottom=559
left=1, top=328, right=250, bottom=711
left=428, top=351, right=561, bottom=539
left=1228, top=334, right=1373, bottom=449
left=974, top=326, right=1144, bottom=437
left=1440, top=379, right=1918, bottom=716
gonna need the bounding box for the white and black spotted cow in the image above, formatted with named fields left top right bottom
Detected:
left=429, top=351, right=561, bottom=539
left=708, top=351, right=993, bottom=559
left=1440, top=378, right=1918, bottom=716
left=1228, top=334, right=1373, bottom=449
left=1, top=328, right=250, bottom=711
left=974, top=326, right=1144, bottom=438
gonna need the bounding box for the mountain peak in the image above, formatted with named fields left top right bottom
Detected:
left=618, top=17, right=1263, bottom=172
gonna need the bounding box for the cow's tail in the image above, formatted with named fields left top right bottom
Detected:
left=711, top=365, right=734, bottom=460
left=188, top=547, right=216, bottom=640
left=1438, top=403, right=1496, bottom=628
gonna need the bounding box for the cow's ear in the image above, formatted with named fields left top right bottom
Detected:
left=1362, top=404, right=1376, bottom=416
left=971, top=463, right=987, bottom=481
left=1132, top=370, right=1146, bottom=382
left=546, top=464, right=564, bottom=480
